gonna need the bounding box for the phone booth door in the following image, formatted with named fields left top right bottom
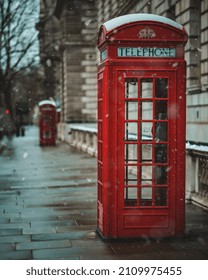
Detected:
left=117, top=70, right=177, bottom=237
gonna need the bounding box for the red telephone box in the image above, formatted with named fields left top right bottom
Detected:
left=39, top=100, right=56, bottom=146
left=97, top=14, right=188, bottom=239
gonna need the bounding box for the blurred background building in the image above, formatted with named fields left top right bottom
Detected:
left=37, top=0, right=208, bottom=209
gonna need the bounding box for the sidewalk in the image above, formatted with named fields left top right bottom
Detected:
left=0, top=125, right=208, bottom=260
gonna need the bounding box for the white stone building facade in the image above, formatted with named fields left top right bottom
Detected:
left=54, top=0, right=97, bottom=123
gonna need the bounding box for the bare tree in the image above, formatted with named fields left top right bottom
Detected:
left=0, top=0, right=39, bottom=117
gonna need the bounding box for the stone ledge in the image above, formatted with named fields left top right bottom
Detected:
left=58, top=122, right=208, bottom=210
left=191, top=193, right=208, bottom=210
left=68, top=123, right=97, bottom=157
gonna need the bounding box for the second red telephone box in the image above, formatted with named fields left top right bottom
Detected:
left=97, top=14, right=188, bottom=239
left=39, top=100, right=56, bottom=146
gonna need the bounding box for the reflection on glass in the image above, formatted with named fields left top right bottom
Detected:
left=141, top=101, right=153, bottom=120
left=125, top=101, right=138, bottom=120
left=125, top=165, right=137, bottom=185
left=125, top=122, right=138, bottom=141
left=141, top=165, right=152, bottom=185
left=141, top=122, right=152, bottom=140
left=124, top=187, right=137, bottom=206
left=141, top=187, right=152, bottom=206
left=125, top=78, right=138, bottom=98
left=155, top=144, right=167, bottom=163
left=141, top=144, right=152, bottom=162
left=101, top=49, right=107, bottom=61
left=125, top=144, right=137, bottom=163
left=156, top=78, right=168, bottom=98
left=155, top=101, right=167, bottom=120
left=155, top=121, right=167, bottom=142
left=141, top=79, right=153, bottom=98
left=154, top=166, right=167, bottom=184
left=154, top=187, right=167, bottom=206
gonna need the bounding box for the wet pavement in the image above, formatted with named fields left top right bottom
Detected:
left=0, top=125, right=208, bottom=260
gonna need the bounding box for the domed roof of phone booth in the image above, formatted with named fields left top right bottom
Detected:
left=103, top=13, right=183, bottom=32
left=98, top=13, right=188, bottom=47
left=38, top=100, right=56, bottom=107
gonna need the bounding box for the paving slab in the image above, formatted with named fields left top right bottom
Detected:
left=16, top=239, right=71, bottom=250
left=110, top=240, right=172, bottom=256
left=23, top=226, right=56, bottom=235
left=112, top=251, right=164, bottom=260
left=159, top=248, right=207, bottom=260
left=0, top=229, right=22, bottom=236
left=0, top=243, right=15, bottom=252
left=170, top=239, right=208, bottom=250
left=0, top=235, right=31, bottom=244
left=32, top=245, right=116, bottom=260
left=1, top=212, right=21, bottom=219
left=0, top=250, right=32, bottom=260
left=0, top=223, right=30, bottom=230
left=31, top=220, right=76, bottom=227
left=31, top=230, right=93, bottom=241
left=70, top=239, right=108, bottom=247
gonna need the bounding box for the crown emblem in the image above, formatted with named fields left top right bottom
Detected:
left=139, top=27, right=156, bottom=39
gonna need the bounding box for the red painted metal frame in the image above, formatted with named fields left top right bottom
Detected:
left=97, top=16, right=187, bottom=239
left=117, top=69, right=176, bottom=238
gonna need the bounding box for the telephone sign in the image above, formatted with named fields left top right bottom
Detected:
left=117, top=47, right=176, bottom=57
left=97, top=14, right=187, bottom=239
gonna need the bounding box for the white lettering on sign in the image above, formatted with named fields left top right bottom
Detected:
left=117, top=47, right=176, bottom=57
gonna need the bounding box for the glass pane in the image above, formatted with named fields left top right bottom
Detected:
left=98, top=79, right=103, bottom=99
left=98, top=182, right=102, bottom=202
left=154, top=187, right=167, bottom=206
left=141, top=101, right=153, bottom=120
left=125, top=78, right=138, bottom=98
left=140, top=187, right=152, bottom=206
left=125, top=144, right=137, bottom=163
left=154, top=166, right=167, bottom=184
left=98, top=162, right=102, bottom=182
left=125, top=122, right=138, bottom=141
left=98, top=121, right=102, bottom=139
left=155, top=121, right=167, bottom=142
left=124, top=187, right=137, bottom=206
left=155, top=144, right=167, bottom=163
left=98, top=101, right=103, bottom=120
left=125, top=101, right=138, bottom=120
left=141, top=144, right=152, bottom=162
left=155, top=101, right=167, bottom=120
left=141, top=165, right=152, bottom=185
left=141, top=122, right=152, bottom=140
left=98, top=142, right=102, bottom=161
left=101, top=49, right=107, bottom=61
left=156, top=78, right=168, bottom=98
left=125, top=165, right=137, bottom=185
left=141, top=79, right=153, bottom=98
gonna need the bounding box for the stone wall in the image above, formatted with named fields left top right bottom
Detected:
left=58, top=0, right=97, bottom=123
left=37, top=0, right=61, bottom=101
